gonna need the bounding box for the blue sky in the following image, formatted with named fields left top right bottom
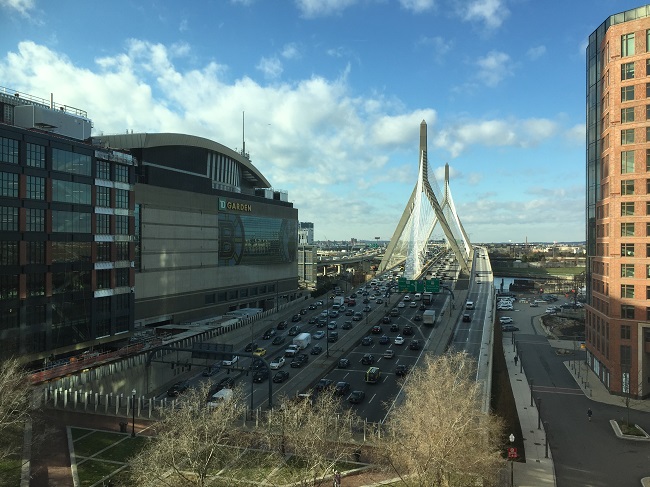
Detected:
left=0, top=0, right=642, bottom=243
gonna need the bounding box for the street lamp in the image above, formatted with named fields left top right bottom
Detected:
left=131, top=389, right=136, bottom=437
left=509, top=433, right=515, bottom=487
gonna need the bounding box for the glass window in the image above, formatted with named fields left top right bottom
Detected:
left=621, top=304, right=635, bottom=319
left=622, top=107, right=635, bottom=123
left=0, top=137, right=18, bottom=164
left=621, top=222, right=635, bottom=236
left=621, top=202, right=635, bottom=216
left=0, top=206, right=18, bottom=231
left=26, top=241, right=44, bottom=264
left=647, top=222, right=650, bottom=236
left=26, top=176, right=45, bottom=200
left=621, top=150, right=635, bottom=173
left=52, top=180, right=91, bottom=205
left=622, top=284, right=635, bottom=299
left=116, top=268, right=129, bottom=287
left=51, top=242, right=91, bottom=263
left=622, top=243, right=635, bottom=256
left=96, top=160, right=110, bottom=180
left=622, top=33, right=635, bottom=57
left=621, top=62, right=635, bottom=80
left=114, top=164, right=129, bottom=183
left=0, top=274, right=18, bottom=299
left=621, top=325, right=631, bottom=339
left=52, top=210, right=91, bottom=233
left=621, top=179, right=635, bottom=195
left=0, top=241, right=18, bottom=265
left=115, top=189, right=129, bottom=209
left=647, top=264, right=650, bottom=277
left=26, top=143, right=45, bottom=168
left=26, top=273, right=45, bottom=297
left=623, top=85, right=635, bottom=101
left=115, top=215, right=129, bottom=235
left=96, top=214, right=110, bottom=234
left=116, top=241, right=129, bottom=260
left=96, top=269, right=111, bottom=290
left=646, top=149, right=650, bottom=170
left=96, top=186, right=110, bottom=207
left=52, top=148, right=91, bottom=176
left=621, top=128, right=635, bottom=144
left=0, top=172, right=18, bottom=197
left=97, top=242, right=111, bottom=262
left=26, top=208, right=44, bottom=232
left=621, top=263, right=635, bottom=277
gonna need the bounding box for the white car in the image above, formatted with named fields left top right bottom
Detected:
left=409, top=302, right=417, bottom=308
left=498, top=305, right=514, bottom=311
left=394, top=335, right=405, bottom=345
left=398, top=302, right=406, bottom=308
left=269, top=357, right=285, bottom=369
left=499, top=317, right=513, bottom=325
left=313, top=331, right=326, bottom=340
left=403, top=295, right=411, bottom=301
left=222, top=355, right=239, bottom=366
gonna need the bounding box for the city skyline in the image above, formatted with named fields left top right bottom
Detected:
left=0, top=0, right=643, bottom=242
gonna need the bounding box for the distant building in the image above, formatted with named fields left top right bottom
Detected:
left=586, top=6, right=650, bottom=398
left=299, top=221, right=314, bottom=244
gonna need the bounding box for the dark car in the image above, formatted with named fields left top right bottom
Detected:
left=409, top=339, right=422, bottom=350
left=361, top=353, right=375, bottom=365
left=362, top=298, right=370, bottom=304
left=308, top=304, right=317, bottom=310
left=363, top=305, right=372, bottom=312
left=382, top=316, right=391, bottom=324
left=271, top=335, right=286, bottom=345
left=395, top=364, right=411, bottom=377
left=338, top=358, right=351, bottom=368
left=419, top=304, right=427, bottom=310
left=361, top=336, right=373, bottom=346
left=166, top=380, right=189, bottom=397
left=245, top=341, right=258, bottom=352
left=327, top=331, right=339, bottom=342
left=202, top=363, right=219, bottom=377
left=291, top=353, right=309, bottom=368
left=334, top=381, right=351, bottom=396
left=371, top=325, right=382, bottom=334
left=273, top=370, right=290, bottom=383
left=502, top=324, right=520, bottom=332
left=311, top=345, right=323, bottom=355
left=314, top=378, right=335, bottom=392
left=347, top=390, right=366, bottom=404
left=277, top=320, right=288, bottom=330
left=300, top=308, right=308, bottom=315
left=462, top=313, right=471, bottom=322
left=379, top=334, right=390, bottom=345
left=308, top=317, right=317, bottom=324
left=213, top=377, right=235, bottom=392
left=291, top=314, right=301, bottom=322
left=402, top=325, right=414, bottom=336
left=288, top=326, right=301, bottom=336
left=342, top=321, right=353, bottom=330
left=262, top=328, right=276, bottom=339
left=414, top=315, right=422, bottom=322
left=390, top=323, right=400, bottom=332
left=253, top=369, right=269, bottom=383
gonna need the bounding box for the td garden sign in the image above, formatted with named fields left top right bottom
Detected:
left=219, top=199, right=252, bottom=212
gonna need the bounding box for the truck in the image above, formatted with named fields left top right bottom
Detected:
left=333, top=296, right=345, bottom=307
left=422, top=309, right=436, bottom=327
left=422, top=292, right=433, bottom=305
left=292, top=332, right=311, bottom=350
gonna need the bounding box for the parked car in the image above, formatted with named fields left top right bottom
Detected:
left=499, top=317, right=513, bottom=324
left=502, top=324, right=520, bottom=332
left=273, top=370, right=290, bottom=383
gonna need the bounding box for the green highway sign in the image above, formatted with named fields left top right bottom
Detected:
left=398, top=278, right=440, bottom=293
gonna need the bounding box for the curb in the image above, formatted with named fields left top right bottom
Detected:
left=609, top=420, right=650, bottom=441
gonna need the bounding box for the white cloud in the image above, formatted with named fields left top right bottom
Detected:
left=476, top=50, right=512, bottom=87
left=0, top=0, right=35, bottom=16
left=295, top=0, right=358, bottom=18
left=417, top=35, right=452, bottom=62
left=526, top=45, right=546, bottom=60
left=399, top=0, right=436, bottom=14
left=281, top=43, right=301, bottom=60
left=456, top=0, right=509, bottom=30
left=256, top=56, right=283, bottom=79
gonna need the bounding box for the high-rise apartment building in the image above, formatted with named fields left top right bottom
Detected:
left=586, top=5, right=650, bottom=398
left=299, top=221, right=314, bottom=245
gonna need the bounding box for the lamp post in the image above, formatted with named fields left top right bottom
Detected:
left=509, top=433, right=515, bottom=487
left=131, top=389, right=136, bottom=437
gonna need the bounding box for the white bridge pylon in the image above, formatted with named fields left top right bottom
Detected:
left=379, top=120, right=471, bottom=278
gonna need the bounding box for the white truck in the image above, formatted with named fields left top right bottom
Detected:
left=333, top=296, right=345, bottom=306
left=422, top=309, right=436, bottom=327
left=292, top=332, right=311, bottom=350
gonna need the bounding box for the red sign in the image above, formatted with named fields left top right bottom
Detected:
left=507, top=447, right=518, bottom=459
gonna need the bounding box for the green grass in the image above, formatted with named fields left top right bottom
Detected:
left=94, top=437, right=148, bottom=462
left=618, top=421, right=646, bottom=436
left=76, top=458, right=124, bottom=487
left=0, top=458, right=23, bottom=487
left=73, top=431, right=128, bottom=457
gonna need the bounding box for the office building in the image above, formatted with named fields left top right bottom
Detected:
left=586, top=5, right=650, bottom=398
left=299, top=221, right=314, bottom=245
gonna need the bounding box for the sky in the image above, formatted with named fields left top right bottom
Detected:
left=0, top=0, right=644, bottom=244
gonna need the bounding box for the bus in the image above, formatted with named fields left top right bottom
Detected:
left=365, top=367, right=381, bottom=384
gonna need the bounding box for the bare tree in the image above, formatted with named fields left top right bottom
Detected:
left=125, top=382, right=251, bottom=487
left=0, top=358, right=33, bottom=464
left=377, top=352, right=504, bottom=487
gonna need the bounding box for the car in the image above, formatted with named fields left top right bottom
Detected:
left=499, top=317, right=513, bottom=325
left=382, top=316, right=391, bottom=324
left=284, top=345, right=299, bottom=357
left=362, top=298, right=370, bottom=304
left=338, top=358, right=351, bottom=368
left=269, top=356, right=286, bottom=369
left=329, top=310, right=339, bottom=318
left=253, top=347, right=267, bottom=357
left=414, top=314, right=422, bottom=322
left=395, top=364, right=411, bottom=377
left=363, top=305, right=372, bottom=312
left=291, top=314, right=301, bottom=322
left=273, top=370, right=290, bottom=383
left=383, top=349, right=395, bottom=359
left=308, top=304, right=317, bottom=310
left=300, top=308, right=308, bottom=315
left=314, top=378, right=335, bottom=392
left=462, top=313, right=471, bottom=322
left=394, top=335, right=405, bottom=345
left=291, top=353, right=309, bottom=367
left=288, top=326, right=301, bottom=336
left=502, top=324, right=520, bottom=332
left=409, top=302, right=417, bottom=308
left=409, top=339, right=422, bottom=350
left=311, top=345, right=323, bottom=355
left=402, top=325, right=414, bottom=336
left=545, top=307, right=558, bottom=314
left=202, top=363, right=219, bottom=377
left=390, top=309, right=399, bottom=317
left=277, top=320, right=288, bottom=330
left=379, top=334, right=390, bottom=344
left=313, top=330, right=326, bottom=340
left=251, top=357, right=265, bottom=370
left=253, top=369, right=269, bottom=383
left=166, top=380, right=189, bottom=397
left=262, top=328, right=276, bottom=339
left=271, top=335, right=285, bottom=345
left=361, top=336, right=374, bottom=346
left=345, top=309, right=354, bottom=316
left=529, top=302, right=539, bottom=307
left=376, top=298, right=383, bottom=304
left=328, top=331, right=339, bottom=342
left=320, top=310, right=329, bottom=317
left=342, top=321, right=353, bottom=330
left=328, top=321, right=338, bottom=330
left=317, top=318, right=327, bottom=327
left=361, top=353, right=375, bottom=365
left=244, top=342, right=258, bottom=352
left=308, top=317, right=317, bottom=324
left=371, top=325, right=382, bottom=334
left=403, top=295, right=411, bottom=301
left=214, top=377, right=235, bottom=392
left=347, top=390, right=366, bottom=404
left=222, top=355, right=239, bottom=366
left=390, top=323, right=400, bottom=332
left=334, top=381, right=351, bottom=396
left=419, top=304, right=427, bottom=310
left=397, top=302, right=405, bottom=308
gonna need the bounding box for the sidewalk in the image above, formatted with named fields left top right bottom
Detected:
left=502, top=336, right=556, bottom=487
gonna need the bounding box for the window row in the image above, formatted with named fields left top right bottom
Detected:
left=0, top=240, right=132, bottom=265
left=0, top=207, right=132, bottom=234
